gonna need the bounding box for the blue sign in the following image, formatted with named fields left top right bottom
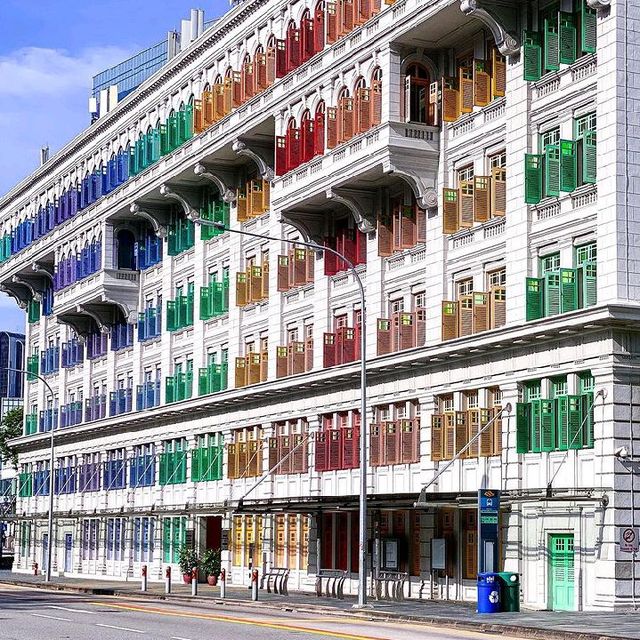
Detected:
left=479, top=489, right=500, bottom=512
left=478, top=490, right=501, bottom=573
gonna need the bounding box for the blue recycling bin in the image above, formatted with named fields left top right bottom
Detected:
left=477, top=572, right=501, bottom=613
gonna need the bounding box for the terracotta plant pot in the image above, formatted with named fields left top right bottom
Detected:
left=207, top=574, right=218, bottom=586
left=183, top=573, right=192, bottom=585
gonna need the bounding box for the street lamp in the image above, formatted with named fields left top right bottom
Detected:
left=2, top=363, right=55, bottom=583
left=191, top=217, right=370, bottom=607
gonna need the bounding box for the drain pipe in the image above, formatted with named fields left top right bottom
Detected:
left=629, top=382, right=637, bottom=611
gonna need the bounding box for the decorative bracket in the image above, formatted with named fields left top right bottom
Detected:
left=586, top=0, right=609, bottom=8
left=275, top=211, right=324, bottom=248
left=130, top=202, right=169, bottom=238
left=325, top=188, right=376, bottom=234
left=382, top=161, right=438, bottom=212
left=12, top=275, right=44, bottom=301
left=0, top=284, right=28, bottom=309
left=193, top=163, right=237, bottom=203
left=232, top=139, right=275, bottom=182
left=55, top=312, right=94, bottom=339
left=159, top=184, right=201, bottom=220
left=460, top=0, right=520, bottom=57
left=32, top=262, right=55, bottom=282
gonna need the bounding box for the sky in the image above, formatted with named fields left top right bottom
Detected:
left=0, top=0, right=228, bottom=332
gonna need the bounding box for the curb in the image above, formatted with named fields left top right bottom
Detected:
left=0, top=579, right=629, bottom=640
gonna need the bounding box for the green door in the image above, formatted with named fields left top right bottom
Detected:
left=549, top=534, right=575, bottom=610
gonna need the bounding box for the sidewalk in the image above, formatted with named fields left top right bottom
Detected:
left=1, top=571, right=639, bottom=640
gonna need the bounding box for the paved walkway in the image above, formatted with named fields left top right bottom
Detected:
left=2, top=571, right=640, bottom=639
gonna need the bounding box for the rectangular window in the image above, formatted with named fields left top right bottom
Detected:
left=575, top=242, right=596, bottom=265
left=524, top=380, right=541, bottom=402
left=551, top=376, right=568, bottom=398
left=456, top=278, right=474, bottom=298
left=578, top=371, right=594, bottom=393
left=487, top=267, right=506, bottom=288
left=390, top=298, right=404, bottom=314
left=540, top=252, right=560, bottom=275
left=413, top=292, right=426, bottom=310
left=441, top=394, right=454, bottom=413
left=540, top=127, right=560, bottom=150
left=575, top=112, right=596, bottom=139
left=464, top=391, right=479, bottom=409
left=489, top=150, right=506, bottom=169
left=457, top=164, right=474, bottom=185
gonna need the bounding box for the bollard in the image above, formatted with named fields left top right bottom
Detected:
left=33, top=562, right=38, bottom=576
left=191, top=566, right=198, bottom=597
left=219, top=568, right=226, bottom=599
left=141, top=564, right=148, bottom=592
left=165, top=565, right=172, bottom=594
left=251, top=568, right=259, bottom=601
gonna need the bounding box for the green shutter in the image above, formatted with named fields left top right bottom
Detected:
left=166, top=301, right=177, bottom=331
left=171, top=518, right=180, bottom=562
left=523, top=31, right=543, bottom=82
left=191, top=449, right=201, bottom=482
left=160, top=452, right=170, bottom=485
left=186, top=369, right=193, bottom=399
left=556, top=396, right=569, bottom=450
left=582, top=392, right=594, bottom=448
left=516, top=403, right=530, bottom=453
left=559, top=140, right=577, bottom=192
left=525, top=154, right=544, bottom=204
left=163, top=519, right=171, bottom=562
left=177, top=450, right=187, bottom=483
left=544, top=18, right=560, bottom=71
left=579, top=261, right=597, bottom=308
left=544, top=272, right=561, bottom=316
left=198, top=368, right=209, bottom=396
left=213, top=446, right=223, bottom=480
left=559, top=12, right=577, bottom=65
left=544, top=145, right=561, bottom=197
left=530, top=399, right=542, bottom=453
left=541, top=399, right=556, bottom=451
left=199, top=287, right=210, bottom=320
left=560, top=268, right=578, bottom=313
left=582, top=130, right=596, bottom=184
left=526, top=277, right=545, bottom=321
left=165, top=376, right=175, bottom=404
left=567, top=395, right=584, bottom=449
left=580, top=1, right=597, bottom=54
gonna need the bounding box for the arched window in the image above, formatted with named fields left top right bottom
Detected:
left=300, top=9, right=314, bottom=61
left=314, top=100, right=326, bottom=155
left=242, top=53, right=254, bottom=100
left=337, top=87, right=353, bottom=144
left=353, top=76, right=369, bottom=134
left=371, top=67, right=382, bottom=126
left=116, top=229, right=136, bottom=271
left=286, top=116, right=301, bottom=170
left=287, top=20, right=301, bottom=73
left=300, top=110, right=314, bottom=163
left=314, top=2, right=325, bottom=52
left=404, top=63, right=431, bottom=124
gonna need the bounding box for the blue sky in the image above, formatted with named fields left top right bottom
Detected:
left=0, top=0, right=227, bottom=332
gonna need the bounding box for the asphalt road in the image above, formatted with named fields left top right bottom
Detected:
left=0, top=584, right=519, bottom=640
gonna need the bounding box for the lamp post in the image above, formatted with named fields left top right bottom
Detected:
left=2, top=363, right=55, bottom=582
left=191, top=217, right=370, bottom=607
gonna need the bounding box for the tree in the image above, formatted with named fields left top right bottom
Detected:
left=0, top=407, right=23, bottom=470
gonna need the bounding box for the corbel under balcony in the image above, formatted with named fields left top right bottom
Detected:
left=159, top=184, right=201, bottom=218
left=193, top=163, right=237, bottom=203
left=55, top=310, right=95, bottom=338
left=586, top=0, right=609, bottom=9
left=326, top=187, right=376, bottom=234
left=459, top=0, right=520, bottom=57
left=0, top=283, right=28, bottom=309
left=11, top=274, right=46, bottom=300
left=275, top=210, right=325, bottom=247
left=232, top=139, right=275, bottom=182
left=381, top=162, right=438, bottom=213
left=130, top=202, right=170, bottom=238
left=32, top=262, right=55, bottom=283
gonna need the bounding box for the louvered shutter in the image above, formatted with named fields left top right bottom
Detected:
left=286, top=127, right=301, bottom=171
left=371, top=80, right=382, bottom=126
left=326, top=2, right=337, bottom=43
left=323, top=236, right=338, bottom=275
left=560, top=268, right=578, bottom=313
left=442, top=77, right=459, bottom=122
left=289, top=341, right=306, bottom=374
left=339, top=97, right=354, bottom=143
left=323, top=333, right=337, bottom=367
left=292, top=248, right=307, bottom=286
left=315, top=432, right=327, bottom=471
left=305, top=337, right=314, bottom=371
left=378, top=210, right=393, bottom=257
left=276, top=39, right=287, bottom=77
left=491, top=49, right=506, bottom=98
left=544, top=18, right=560, bottom=71
left=276, top=346, right=289, bottom=378
left=530, top=399, right=542, bottom=452
left=314, top=6, right=325, bottom=52
left=473, top=176, right=491, bottom=222
left=277, top=255, right=290, bottom=291
left=416, top=206, right=427, bottom=243
left=376, top=319, right=392, bottom=355
left=266, top=47, right=276, bottom=85
left=458, top=181, right=474, bottom=228
left=193, top=99, right=204, bottom=133
left=329, top=429, right=341, bottom=470
left=580, top=261, right=597, bottom=307
left=232, top=71, right=243, bottom=107
left=524, top=154, right=543, bottom=204
left=249, top=265, right=263, bottom=302
left=243, top=63, right=254, bottom=101
left=566, top=395, right=583, bottom=450
left=441, top=301, right=458, bottom=341
left=223, top=79, right=233, bottom=113
left=401, top=418, right=419, bottom=463
left=275, top=136, right=288, bottom=176
left=540, top=399, right=556, bottom=452
left=458, top=295, right=473, bottom=337
left=523, top=31, right=542, bottom=81
left=472, top=292, right=489, bottom=333
left=582, top=130, right=597, bottom=184
left=466, top=409, right=480, bottom=458
left=490, top=286, right=506, bottom=328
left=383, top=421, right=398, bottom=465
left=458, top=67, right=473, bottom=114
left=454, top=411, right=467, bottom=458
left=286, top=28, right=301, bottom=72
left=515, top=403, right=530, bottom=453
left=370, top=423, right=381, bottom=466
left=357, top=88, right=371, bottom=134
left=559, top=12, right=577, bottom=65
left=314, top=108, right=325, bottom=156
left=582, top=392, right=594, bottom=448
left=545, top=271, right=561, bottom=316
left=442, top=188, right=459, bottom=234
left=302, top=116, right=314, bottom=162
left=428, top=80, right=440, bottom=126
left=479, top=409, right=494, bottom=457
left=302, top=16, right=314, bottom=60
left=203, top=90, right=214, bottom=125
left=559, top=140, right=577, bottom=192
left=526, top=277, right=544, bottom=320
left=473, top=60, right=491, bottom=107
left=255, top=53, right=268, bottom=90
left=491, top=167, right=506, bottom=217
left=235, top=272, right=247, bottom=306
left=580, top=2, right=597, bottom=54
left=326, top=107, right=338, bottom=149
left=544, top=144, right=561, bottom=197
left=429, top=414, right=443, bottom=462
left=401, top=205, right=417, bottom=249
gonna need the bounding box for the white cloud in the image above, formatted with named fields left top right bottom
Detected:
left=0, top=46, right=133, bottom=196
left=0, top=292, right=26, bottom=334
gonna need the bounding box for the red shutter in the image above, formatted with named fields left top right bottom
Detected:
left=326, top=2, right=337, bottom=43
left=305, top=337, right=314, bottom=371
left=286, top=127, right=302, bottom=171
left=276, top=346, right=289, bottom=378
left=275, top=136, right=288, bottom=176
left=340, top=0, right=354, bottom=35
left=338, top=97, right=354, bottom=143
left=302, top=17, right=315, bottom=61
left=293, top=248, right=307, bottom=285
left=357, top=87, right=371, bottom=134
left=384, top=421, right=399, bottom=465
left=371, top=79, right=382, bottom=126
left=401, top=418, right=419, bottom=463
left=370, top=423, right=381, bottom=466
left=391, top=198, right=402, bottom=252
left=255, top=53, right=268, bottom=90
left=401, top=205, right=417, bottom=249
left=232, top=71, right=243, bottom=107
left=314, top=108, right=325, bottom=155
left=289, top=341, right=306, bottom=374
left=243, top=63, right=255, bottom=100
left=355, top=229, right=367, bottom=265
left=306, top=248, right=315, bottom=283
left=266, top=47, right=276, bottom=85
left=329, top=429, right=342, bottom=470
left=323, top=236, right=338, bottom=275
left=314, top=5, right=325, bottom=52
left=416, top=205, right=427, bottom=243
left=276, top=39, right=287, bottom=78
left=286, top=28, right=302, bottom=72
left=377, top=211, right=393, bottom=257
left=315, top=432, right=327, bottom=471
left=277, top=255, right=290, bottom=291
left=376, top=318, right=392, bottom=355
left=415, top=308, right=426, bottom=347
left=302, top=116, right=315, bottom=162
left=337, top=327, right=356, bottom=363
left=323, top=333, right=337, bottom=367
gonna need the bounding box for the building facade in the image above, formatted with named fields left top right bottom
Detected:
left=0, top=0, right=636, bottom=611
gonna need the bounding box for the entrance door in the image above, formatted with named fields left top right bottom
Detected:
left=64, top=534, right=73, bottom=573
left=549, top=534, right=575, bottom=611
left=41, top=534, right=48, bottom=575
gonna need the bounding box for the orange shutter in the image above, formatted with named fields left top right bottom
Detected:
left=277, top=255, right=290, bottom=292
left=232, top=71, right=243, bottom=107
left=473, top=60, right=491, bottom=107
left=213, top=84, right=225, bottom=120
left=458, top=295, right=473, bottom=336
left=442, top=187, right=459, bottom=235
left=234, top=357, right=247, bottom=388
left=357, top=87, right=371, bottom=134
left=255, top=53, right=268, bottom=90
left=458, top=181, right=474, bottom=228
left=266, top=47, right=276, bottom=85
left=479, top=408, right=494, bottom=457
left=490, top=286, right=506, bottom=328
left=401, top=205, right=417, bottom=249
left=428, top=80, right=440, bottom=126
left=376, top=318, right=392, bottom=355
left=236, top=184, right=248, bottom=222
left=491, top=49, right=506, bottom=98
left=377, top=212, right=393, bottom=257
left=491, top=167, right=506, bottom=217
left=371, top=79, right=382, bottom=126
left=444, top=413, right=456, bottom=460
left=247, top=353, right=261, bottom=385
left=442, top=77, right=459, bottom=122
left=467, top=409, right=480, bottom=458
left=235, top=272, right=248, bottom=306
left=441, top=301, right=458, bottom=341
left=260, top=351, right=268, bottom=382
left=492, top=407, right=502, bottom=456
left=193, top=98, right=204, bottom=133
left=431, top=414, right=444, bottom=461
left=473, top=176, right=491, bottom=223
left=414, top=308, right=426, bottom=347
left=472, top=292, right=489, bottom=333
left=339, top=97, right=354, bottom=143
left=276, top=346, right=289, bottom=378
left=243, top=63, right=255, bottom=101
left=203, top=90, right=215, bottom=125
left=249, top=265, right=263, bottom=302
left=223, top=78, right=233, bottom=114
left=416, top=206, right=427, bottom=243
left=458, top=66, right=473, bottom=114
left=327, top=3, right=337, bottom=43
left=326, top=107, right=338, bottom=149
left=455, top=411, right=467, bottom=458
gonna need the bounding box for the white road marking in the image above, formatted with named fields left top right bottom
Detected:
left=48, top=605, right=97, bottom=614
left=32, top=613, right=72, bottom=622
left=171, top=637, right=194, bottom=640
left=96, top=623, right=145, bottom=634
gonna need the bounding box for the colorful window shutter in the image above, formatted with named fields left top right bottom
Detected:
left=526, top=277, right=544, bottom=321
left=524, top=154, right=543, bottom=204
left=582, top=130, right=597, bottom=184
left=580, top=1, right=597, bottom=54
left=540, top=399, right=556, bottom=451
left=579, top=261, right=597, bottom=307
left=544, top=144, right=561, bottom=197
left=442, top=187, right=459, bottom=234
left=559, top=140, right=577, bottom=192
left=559, top=12, right=577, bottom=65
left=544, top=18, right=560, bottom=71
left=523, top=31, right=542, bottom=82
left=441, top=301, right=458, bottom=341
left=544, top=272, right=561, bottom=316
left=530, top=399, right=542, bottom=452
left=560, top=268, right=578, bottom=313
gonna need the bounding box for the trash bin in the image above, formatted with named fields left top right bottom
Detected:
left=477, top=572, right=501, bottom=614
left=497, top=572, right=520, bottom=612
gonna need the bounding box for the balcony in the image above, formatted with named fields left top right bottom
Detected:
left=276, top=341, right=313, bottom=378
left=60, top=401, right=83, bottom=428
left=376, top=311, right=426, bottom=356
left=138, top=307, right=162, bottom=341
left=272, top=121, right=439, bottom=213
left=197, top=363, right=228, bottom=396
left=61, top=339, right=84, bottom=368
left=38, top=408, right=58, bottom=432
left=85, top=394, right=107, bottom=422
left=109, top=388, right=133, bottom=417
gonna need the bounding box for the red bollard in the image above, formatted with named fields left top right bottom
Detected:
left=165, top=565, right=172, bottom=594
left=219, top=568, right=226, bottom=599
left=191, top=566, right=198, bottom=596
left=141, top=564, right=148, bottom=591
left=251, top=568, right=258, bottom=601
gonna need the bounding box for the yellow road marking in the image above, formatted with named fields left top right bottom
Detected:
left=89, top=600, right=391, bottom=640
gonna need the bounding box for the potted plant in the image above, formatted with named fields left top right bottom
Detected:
left=178, top=545, right=200, bottom=584
left=201, top=548, right=222, bottom=586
